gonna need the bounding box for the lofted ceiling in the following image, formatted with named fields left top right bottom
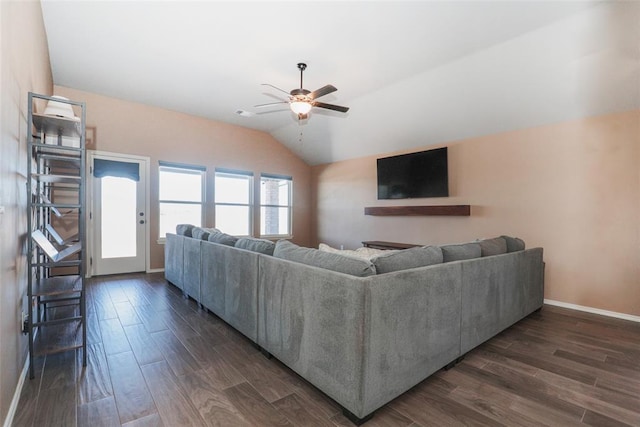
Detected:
left=40, top=1, right=639, bottom=166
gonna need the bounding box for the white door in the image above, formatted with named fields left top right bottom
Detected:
left=89, top=153, right=148, bottom=275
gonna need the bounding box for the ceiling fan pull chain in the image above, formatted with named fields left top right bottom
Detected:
left=298, top=122, right=304, bottom=144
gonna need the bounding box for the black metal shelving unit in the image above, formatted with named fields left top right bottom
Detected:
left=26, top=92, right=87, bottom=379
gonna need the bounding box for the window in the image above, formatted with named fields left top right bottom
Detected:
left=214, top=169, right=253, bottom=236
left=158, top=163, right=205, bottom=239
left=260, top=174, right=292, bottom=237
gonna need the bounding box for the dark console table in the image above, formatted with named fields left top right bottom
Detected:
left=362, top=241, right=420, bottom=250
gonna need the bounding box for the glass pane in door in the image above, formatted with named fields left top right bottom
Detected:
left=101, top=176, right=136, bottom=258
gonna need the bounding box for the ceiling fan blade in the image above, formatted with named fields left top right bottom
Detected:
left=312, top=101, right=349, bottom=113
left=254, top=101, right=290, bottom=108
left=261, top=83, right=291, bottom=96
left=309, top=85, right=337, bottom=100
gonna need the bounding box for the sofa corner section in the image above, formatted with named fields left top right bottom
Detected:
left=459, top=248, right=545, bottom=354
left=361, top=262, right=463, bottom=417
left=257, top=255, right=369, bottom=418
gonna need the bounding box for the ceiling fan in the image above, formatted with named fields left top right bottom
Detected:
left=255, top=63, right=349, bottom=120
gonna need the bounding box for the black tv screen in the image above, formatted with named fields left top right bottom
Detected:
left=377, top=147, right=449, bottom=199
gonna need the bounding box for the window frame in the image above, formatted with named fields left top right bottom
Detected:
left=214, top=169, right=254, bottom=237
left=158, top=163, right=206, bottom=242
left=259, top=174, right=293, bottom=238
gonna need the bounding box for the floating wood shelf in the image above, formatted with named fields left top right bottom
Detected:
left=364, top=205, right=471, bottom=216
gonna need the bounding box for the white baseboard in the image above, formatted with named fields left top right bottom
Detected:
left=147, top=268, right=164, bottom=273
left=3, top=354, right=29, bottom=427
left=544, top=299, right=640, bottom=323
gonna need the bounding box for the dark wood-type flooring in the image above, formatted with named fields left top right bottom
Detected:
left=12, top=273, right=640, bottom=426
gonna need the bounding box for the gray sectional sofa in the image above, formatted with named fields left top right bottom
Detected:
left=165, top=227, right=544, bottom=424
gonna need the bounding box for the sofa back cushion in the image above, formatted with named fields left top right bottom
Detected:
left=274, top=240, right=376, bottom=277
left=372, top=245, right=443, bottom=274
left=208, top=230, right=239, bottom=247
left=235, top=237, right=275, bottom=255
left=192, top=227, right=219, bottom=240
left=477, top=237, right=508, bottom=257
left=176, top=224, right=195, bottom=237
left=440, top=242, right=482, bottom=262
left=501, top=235, right=526, bottom=252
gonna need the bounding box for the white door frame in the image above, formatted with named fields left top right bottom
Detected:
left=86, top=150, right=151, bottom=277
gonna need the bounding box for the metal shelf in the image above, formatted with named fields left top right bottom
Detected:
left=33, top=320, right=83, bottom=357
left=31, top=173, right=81, bottom=184
left=32, top=275, right=83, bottom=297
left=32, top=113, right=82, bottom=138
left=31, top=142, right=83, bottom=154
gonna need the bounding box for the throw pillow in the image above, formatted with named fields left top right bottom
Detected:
left=318, top=243, right=386, bottom=260
left=235, top=237, right=275, bottom=255
left=440, top=242, right=482, bottom=262
left=176, top=224, right=195, bottom=237
left=274, top=240, right=376, bottom=277
left=372, top=245, right=443, bottom=274
left=501, top=235, right=526, bottom=252
left=208, top=231, right=239, bottom=247
left=191, top=226, right=219, bottom=240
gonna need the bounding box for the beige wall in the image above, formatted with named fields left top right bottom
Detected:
left=0, top=1, right=53, bottom=424
left=54, top=86, right=312, bottom=270
left=312, top=110, right=640, bottom=317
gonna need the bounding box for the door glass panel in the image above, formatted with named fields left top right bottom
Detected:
left=101, top=176, right=136, bottom=258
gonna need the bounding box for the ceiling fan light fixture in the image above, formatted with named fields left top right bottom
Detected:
left=290, top=100, right=312, bottom=115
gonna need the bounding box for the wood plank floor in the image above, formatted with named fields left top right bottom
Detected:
left=12, top=273, right=640, bottom=426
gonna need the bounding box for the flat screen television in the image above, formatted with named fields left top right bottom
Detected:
left=377, top=147, right=448, bottom=199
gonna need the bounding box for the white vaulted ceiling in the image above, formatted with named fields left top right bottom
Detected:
left=40, top=1, right=639, bottom=165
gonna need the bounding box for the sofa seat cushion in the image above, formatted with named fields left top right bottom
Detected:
left=274, top=240, right=376, bottom=277
left=235, top=237, right=275, bottom=255
left=477, top=237, right=508, bottom=257
left=372, top=245, right=443, bottom=274
left=208, top=231, right=239, bottom=246
left=176, top=224, right=195, bottom=237
left=501, top=235, right=526, bottom=252
left=440, top=242, right=481, bottom=262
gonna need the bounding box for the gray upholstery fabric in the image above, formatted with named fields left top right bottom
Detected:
left=440, top=242, right=482, bottom=262
left=501, top=235, right=526, bottom=252
left=164, top=233, right=184, bottom=290
left=208, top=231, right=239, bottom=246
left=192, top=226, right=219, bottom=241
left=477, top=237, right=508, bottom=257
left=258, top=255, right=367, bottom=414
left=200, top=241, right=259, bottom=341
left=459, top=248, right=544, bottom=354
left=183, top=237, right=201, bottom=301
left=372, top=245, right=443, bottom=274
left=364, top=263, right=462, bottom=415
left=175, top=224, right=195, bottom=237
left=234, top=237, right=275, bottom=255
left=274, top=240, right=376, bottom=277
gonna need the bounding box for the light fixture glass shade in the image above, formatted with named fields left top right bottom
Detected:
left=290, top=101, right=312, bottom=115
